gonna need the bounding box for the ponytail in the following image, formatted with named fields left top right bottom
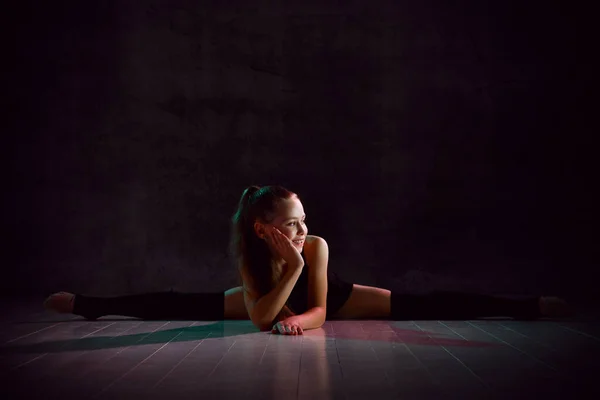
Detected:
left=243, top=185, right=260, bottom=209
left=240, top=185, right=261, bottom=226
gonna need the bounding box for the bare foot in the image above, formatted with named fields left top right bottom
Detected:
left=43, top=291, right=75, bottom=314
left=539, top=296, right=574, bottom=318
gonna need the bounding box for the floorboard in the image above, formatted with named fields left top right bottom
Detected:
left=1, top=297, right=598, bottom=400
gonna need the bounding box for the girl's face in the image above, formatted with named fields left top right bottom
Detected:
left=260, top=197, right=308, bottom=251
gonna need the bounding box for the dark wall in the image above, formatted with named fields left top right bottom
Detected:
left=7, top=1, right=596, bottom=300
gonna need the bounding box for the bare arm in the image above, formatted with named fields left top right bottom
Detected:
left=242, top=264, right=304, bottom=331
left=291, top=237, right=328, bottom=330
left=289, top=306, right=326, bottom=331
left=270, top=236, right=329, bottom=334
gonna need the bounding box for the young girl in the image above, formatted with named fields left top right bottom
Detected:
left=44, top=185, right=572, bottom=335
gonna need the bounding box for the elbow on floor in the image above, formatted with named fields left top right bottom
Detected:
left=250, top=318, right=273, bottom=332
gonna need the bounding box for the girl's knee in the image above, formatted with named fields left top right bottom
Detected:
left=224, top=286, right=248, bottom=319
left=224, top=286, right=243, bottom=296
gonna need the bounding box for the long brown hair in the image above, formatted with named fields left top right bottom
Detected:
left=229, top=185, right=299, bottom=321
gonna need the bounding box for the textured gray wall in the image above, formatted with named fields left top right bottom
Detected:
left=7, top=1, right=595, bottom=299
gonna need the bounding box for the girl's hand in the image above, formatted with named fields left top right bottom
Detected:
left=266, top=226, right=304, bottom=268
left=272, top=316, right=304, bottom=335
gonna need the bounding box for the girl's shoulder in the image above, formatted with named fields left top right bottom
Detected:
left=304, top=234, right=324, bottom=249
left=303, top=235, right=327, bottom=261
left=305, top=234, right=320, bottom=245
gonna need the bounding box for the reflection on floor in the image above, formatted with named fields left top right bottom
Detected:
left=1, top=298, right=598, bottom=400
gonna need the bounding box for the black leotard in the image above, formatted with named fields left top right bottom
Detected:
left=285, top=251, right=353, bottom=317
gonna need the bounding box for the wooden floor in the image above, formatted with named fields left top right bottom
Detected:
left=1, top=297, right=599, bottom=400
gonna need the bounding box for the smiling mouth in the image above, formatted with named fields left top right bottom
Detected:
left=292, top=239, right=304, bottom=245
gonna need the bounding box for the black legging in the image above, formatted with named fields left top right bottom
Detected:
left=390, top=291, right=542, bottom=320
left=71, top=289, right=542, bottom=321
left=73, top=290, right=224, bottom=321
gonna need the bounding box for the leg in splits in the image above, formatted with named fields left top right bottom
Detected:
left=44, top=285, right=571, bottom=321
left=44, top=287, right=250, bottom=321
left=329, top=284, right=572, bottom=320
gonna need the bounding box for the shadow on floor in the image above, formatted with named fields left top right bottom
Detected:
left=1, top=319, right=502, bottom=354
